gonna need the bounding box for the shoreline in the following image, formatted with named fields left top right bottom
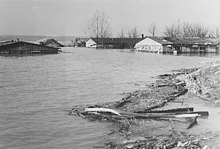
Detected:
left=69, top=63, right=220, bottom=148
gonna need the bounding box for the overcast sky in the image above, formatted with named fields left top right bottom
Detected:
left=0, top=0, right=220, bottom=36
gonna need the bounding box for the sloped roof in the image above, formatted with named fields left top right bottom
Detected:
left=147, top=37, right=172, bottom=45
left=0, top=41, right=60, bottom=49
left=135, top=37, right=163, bottom=46
left=208, top=38, right=220, bottom=45
left=165, top=37, right=220, bottom=45
left=36, top=38, right=64, bottom=47
left=91, top=38, right=142, bottom=45
left=0, top=40, right=15, bottom=46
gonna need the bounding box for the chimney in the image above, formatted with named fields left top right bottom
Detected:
left=141, top=34, right=144, bottom=39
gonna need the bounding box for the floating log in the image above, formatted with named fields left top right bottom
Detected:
left=84, top=108, right=121, bottom=116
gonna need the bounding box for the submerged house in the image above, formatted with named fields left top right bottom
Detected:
left=86, top=38, right=142, bottom=49
left=134, top=37, right=173, bottom=53
left=165, top=37, right=220, bottom=53
left=36, top=38, right=64, bottom=48
left=0, top=40, right=59, bottom=54
left=135, top=36, right=220, bottom=53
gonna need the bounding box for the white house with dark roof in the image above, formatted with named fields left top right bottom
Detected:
left=134, top=37, right=173, bottom=53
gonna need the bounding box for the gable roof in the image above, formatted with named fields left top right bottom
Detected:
left=147, top=37, right=172, bottom=45
left=135, top=37, right=163, bottom=46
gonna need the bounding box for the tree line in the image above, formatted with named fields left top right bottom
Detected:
left=163, top=22, right=219, bottom=38
left=86, top=10, right=220, bottom=38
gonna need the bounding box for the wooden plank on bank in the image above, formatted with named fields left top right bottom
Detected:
left=136, top=107, right=194, bottom=114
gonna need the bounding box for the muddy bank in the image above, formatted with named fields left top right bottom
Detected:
left=69, top=65, right=219, bottom=149
left=178, top=62, right=220, bottom=104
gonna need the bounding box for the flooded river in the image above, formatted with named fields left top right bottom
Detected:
left=0, top=47, right=220, bottom=149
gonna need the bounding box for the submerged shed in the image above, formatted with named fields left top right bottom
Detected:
left=165, top=37, right=219, bottom=53
left=0, top=41, right=60, bottom=55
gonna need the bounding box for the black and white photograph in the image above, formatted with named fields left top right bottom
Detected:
left=0, top=0, right=220, bottom=148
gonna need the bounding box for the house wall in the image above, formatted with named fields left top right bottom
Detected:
left=180, top=46, right=191, bottom=53
left=179, top=45, right=217, bottom=53
left=162, top=46, right=173, bottom=53
left=135, top=45, right=163, bottom=52
left=206, top=46, right=217, bottom=53
left=180, top=46, right=199, bottom=53
left=86, top=39, right=97, bottom=48
left=217, top=46, right=220, bottom=53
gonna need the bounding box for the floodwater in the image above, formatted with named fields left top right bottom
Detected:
left=0, top=47, right=220, bottom=149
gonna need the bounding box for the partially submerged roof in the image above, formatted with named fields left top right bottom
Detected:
left=0, top=40, right=15, bottom=46
left=36, top=38, right=64, bottom=47
left=165, top=37, right=220, bottom=45
left=0, top=41, right=60, bottom=49
left=90, top=38, right=142, bottom=45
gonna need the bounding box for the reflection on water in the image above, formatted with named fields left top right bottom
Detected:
left=0, top=47, right=220, bottom=149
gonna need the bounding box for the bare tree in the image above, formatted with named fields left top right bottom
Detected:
left=181, top=23, right=193, bottom=37
left=127, top=26, right=141, bottom=38
left=203, top=26, right=219, bottom=38
left=148, top=23, right=157, bottom=37
left=117, top=28, right=126, bottom=38
left=164, top=24, right=181, bottom=37
left=164, top=22, right=210, bottom=38
left=87, top=10, right=112, bottom=38
left=214, top=27, right=220, bottom=37
left=190, top=24, right=209, bottom=37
